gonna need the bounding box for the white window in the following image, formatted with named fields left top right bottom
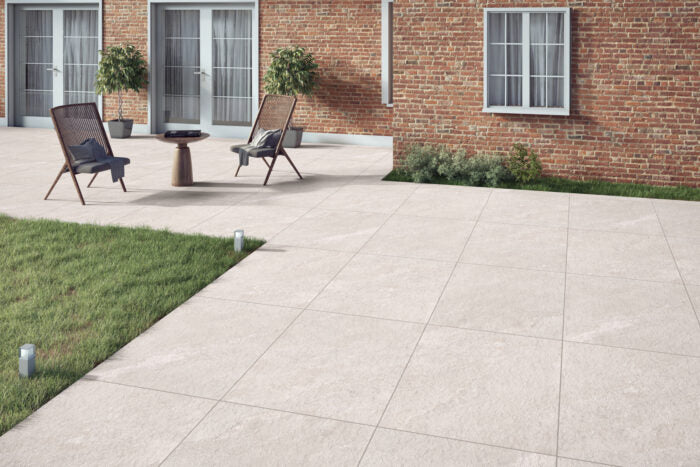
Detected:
left=381, top=0, right=393, bottom=106
left=483, top=8, right=570, bottom=116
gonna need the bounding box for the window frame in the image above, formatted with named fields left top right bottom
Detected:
left=381, top=0, right=393, bottom=106
left=483, top=7, right=570, bottom=116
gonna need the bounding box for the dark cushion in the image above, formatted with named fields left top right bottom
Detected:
left=68, top=138, right=109, bottom=165
left=230, top=145, right=276, bottom=158
left=72, top=157, right=130, bottom=174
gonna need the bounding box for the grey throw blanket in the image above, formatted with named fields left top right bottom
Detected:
left=239, top=146, right=253, bottom=167
left=69, top=138, right=125, bottom=182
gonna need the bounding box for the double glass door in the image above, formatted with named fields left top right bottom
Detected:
left=155, top=5, right=255, bottom=135
left=13, top=6, right=99, bottom=127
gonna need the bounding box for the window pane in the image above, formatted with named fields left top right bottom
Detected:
left=488, top=13, right=505, bottom=43
left=530, top=13, right=546, bottom=43
left=531, top=45, right=546, bottom=76
left=548, top=13, right=565, bottom=43
left=547, top=78, right=564, bottom=107
left=507, top=77, right=522, bottom=106
left=547, top=45, right=565, bottom=76
left=531, top=77, right=546, bottom=107
left=488, top=76, right=505, bottom=106
left=488, top=44, right=505, bottom=75
left=506, top=13, right=522, bottom=43
left=507, top=45, right=522, bottom=74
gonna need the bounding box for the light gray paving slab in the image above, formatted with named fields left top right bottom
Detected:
left=558, top=342, right=700, bottom=466
left=361, top=429, right=556, bottom=466
left=667, top=235, right=700, bottom=285
left=318, top=183, right=416, bottom=214
left=569, top=194, right=663, bottom=235
left=0, top=380, right=214, bottom=466
left=164, top=403, right=373, bottom=466
left=225, top=311, right=423, bottom=425
left=88, top=297, right=300, bottom=399
left=432, top=263, right=565, bottom=339
left=480, top=189, right=570, bottom=227
left=395, top=184, right=491, bottom=220
left=381, top=326, right=561, bottom=455
left=653, top=199, right=700, bottom=238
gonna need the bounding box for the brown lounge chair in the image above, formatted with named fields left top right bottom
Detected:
left=45, top=102, right=130, bottom=205
left=231, top=94, right=303, bottom=185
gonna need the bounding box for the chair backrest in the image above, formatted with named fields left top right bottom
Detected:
left=50, top=103, right=114, bottom=167
left=248, top=95, right=297, bottom=153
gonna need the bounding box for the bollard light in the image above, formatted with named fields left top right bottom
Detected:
left=234, top=229, right=244, bottom=253
left=19, top=344, right=36, bottom=378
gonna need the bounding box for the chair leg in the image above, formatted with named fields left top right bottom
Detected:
left=281, top=149, right=303, bottom=180
left=45, top=164, right=67, bottom=200
left=263, top=156, right=278, bottom=186
left=87, top=173, right=98, bottom=188
left=68, top=170, right=86, bottom=205
left=262, top=158, right=271, bottom=168
left=119, top=178, right=127, bottom=192
left=235, top=163, right=242, bottom=177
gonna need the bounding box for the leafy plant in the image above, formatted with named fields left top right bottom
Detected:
left=401, top=145, right=441, bottom=183
left=465, top=153, right=512, bottom=187
left=94, top=44, right=148, bottom=121
left=263, top=46, right=319, bottom=97
left=507, top=143, right=542, bottom=183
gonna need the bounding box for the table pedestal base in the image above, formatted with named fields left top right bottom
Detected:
left=172, top=144, right=193, bottom=187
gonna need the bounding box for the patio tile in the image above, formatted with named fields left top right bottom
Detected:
left=381, top=326, right=561, bottom=455
left=395, top=184, right=491, bottom=220
left=112, top=204, right=229, bottom=233
left=361, top=429, right=556, bottom=466
left=569, top=194, right=663, bottom=235
left=556, top=459, right=610, bottom=467
left=188, top=204, right=310, bottom=239
left=653, top=199, right=700, bottom=238
left=479, top=189, right=570, bottom=228
left=225, top=311, right=422, bottom=425
left=88, top=298, right=300, bottom=399
left=431, top=264, right=565, bottom=339
left=241, top=177, right=345, bottom=209
left=310, top=254, right=454, bottom=323
left=163, top=403, right=372, bottom=466
left=318, top=183, right=416, bottom=214
left=687, top=285, right=700, bottom=311
left=558, top=342, right=700, bottom=466
left=361, top=215, right=474, bottom=262
left=199, top=245, right=352, bottom=308
left=272, top=208, right=387, bottom=252
left=0, top=380, right=214, bottom=466
left=567, top=229, right=681, bottom=283
left=461, top=222, right=568, bottom=272
left=667, top=235, right=700, bottom=285
left=565, top=274, right=700, bottom=356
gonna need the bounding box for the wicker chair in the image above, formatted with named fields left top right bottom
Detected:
left=45, top=103, right=129, bottom=205
left=231, top=95, right=302, bottom=185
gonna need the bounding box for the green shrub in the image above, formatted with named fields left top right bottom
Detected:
left=465, top=153, right=512, bottom=187
left=402, top=145, right=441, bottom=183
left=507, top=143, right=542, bottom=183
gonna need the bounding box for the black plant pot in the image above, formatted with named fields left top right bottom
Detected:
left=108, top=119, right=134, bottom=139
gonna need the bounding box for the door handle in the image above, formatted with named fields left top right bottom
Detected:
left=46, top=67, right=60, bottom=73
left=193, top=70, right=207, bottom=77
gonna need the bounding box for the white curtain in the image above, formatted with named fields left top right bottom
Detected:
left=20, top=10, right=53, bottom=117
left=487, top=13, right=522, bottom=106
left=212, top=10, right=252, bottom=125
left=63, top=10, right=98, bottom=105
left=530, top=13, right=564, bottom=107
left=164, top=10, right=201, bottom=123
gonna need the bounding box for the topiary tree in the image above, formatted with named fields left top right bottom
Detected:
left=94, top=44, right=148, bottom=121
left=263, top=46, right=319, bottom=97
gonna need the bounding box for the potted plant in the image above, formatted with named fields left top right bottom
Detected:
left=263, top=46, right=319, bottom=148
left=95, top=44, right=148, bottom=139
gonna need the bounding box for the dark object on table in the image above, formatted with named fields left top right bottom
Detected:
left=46, top=103, right=130, bottom=205
left=165, top=130, right=202, bottom=138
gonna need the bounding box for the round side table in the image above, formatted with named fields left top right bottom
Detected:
left=156, top=133, right=210, bottom=187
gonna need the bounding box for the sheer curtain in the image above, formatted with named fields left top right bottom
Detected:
left=487, top=13, right=522, bottom=107
left=530, top=13, right=564, bottom=107
left=64, top=10, right=98, bottom=105
left=19, top=10, right=53, bottom=117
left=164, top=10, right=200, bottom=123
left=212, top=10, right=252, bottom=125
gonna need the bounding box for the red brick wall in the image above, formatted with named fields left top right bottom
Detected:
left=392, top=0, right=700, bottom=187
left=260, top=1, right=392, bottom=136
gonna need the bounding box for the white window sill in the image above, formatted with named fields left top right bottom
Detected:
left=483, top=106, right=570, bottom=116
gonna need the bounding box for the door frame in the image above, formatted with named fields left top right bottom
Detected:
left=4, top=0, right=103, bottom=128
left=148, top=0, right=258, bottom=138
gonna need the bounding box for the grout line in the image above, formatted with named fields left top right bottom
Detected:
left=356, top=189, right=494, bottom=466
left=650, top=200, right=700, bottom=330
left=555, top=193, right=572, bottom=466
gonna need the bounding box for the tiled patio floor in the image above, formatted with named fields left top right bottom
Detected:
left=1, top=127, right=699, bottom=466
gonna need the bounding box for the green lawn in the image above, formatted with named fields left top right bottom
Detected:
left=384, top=170, right=700, bottom=201
left=0, top=215, right=264, bottom=435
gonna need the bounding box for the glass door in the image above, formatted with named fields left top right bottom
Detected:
left=13, top=6, right=99, bottom=128
left=156, top=5, right=255, bottom=136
